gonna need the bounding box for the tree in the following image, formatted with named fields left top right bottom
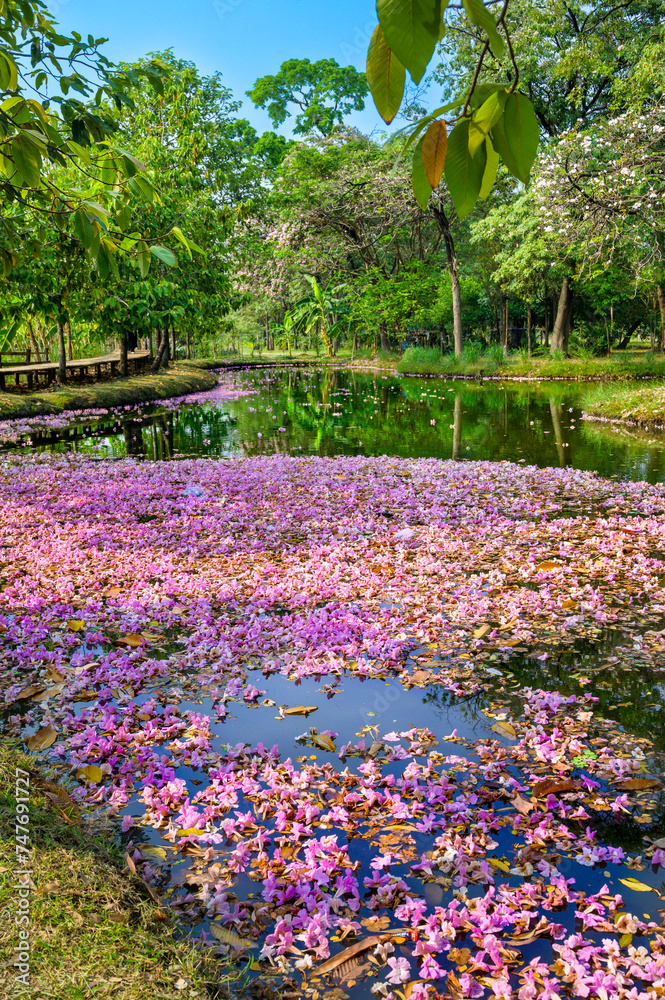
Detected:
left=247, top=58, right=368, bottom=136
left=0, top=0, right=172, bottom=272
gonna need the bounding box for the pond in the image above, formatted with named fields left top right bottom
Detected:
left=2, top=365, right=665, bottom=1000
left=3, top=364, right=665, bottom=483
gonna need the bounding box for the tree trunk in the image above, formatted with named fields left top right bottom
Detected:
left=499, top=293, right=508, bottom=353
left=657, top=286, right=665, bottom=351
left=551, top=278, right=573, bottom=355
left=27, top=320, right=41, bottom=362
left=544, top=296, right=550, bottom=350
left=171, top=325, right=177, bottom=363
left=186, top=329, right=191, bottom=360
left=430, top=201, right=463, bottom=357
left=119, top=331, right=128, bottom=377
left=56, top=312, right=67, bottom=384
left=151, top=329, right=169, bottom=373
left=148, top=329, right=154, bottom=359
left=379, top=324, right=390, bottom=353
left=526, top=303, right=533, bottom=356
left=66, top=321, right=73, bottom=362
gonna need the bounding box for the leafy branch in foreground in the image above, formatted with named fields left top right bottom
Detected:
left=366, top=0, right=539, bottom=218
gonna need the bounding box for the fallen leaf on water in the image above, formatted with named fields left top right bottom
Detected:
left=488, top=858, right=510, bottom=873
left=512, top=792, right=536, bottom=815
left=532, top=778, right=580, bottom=798
left=491, top=721, right=517, bottom=739
left=45, top=665, right=65, bottom=682
left=617, top=778, right=662, bottom=791
left=283, top=705, right=318, bottom=716
left=619, top=877, right=656, bottom=893
left=209, top=924, right=254, bottom=949
left=27, top=724, right=57, bottom=752
left=261, top=698, right=276, bottom=707
left=67, top=619, right=86, bottom=632
left=77, top=764, right=103, bottom=783
left=177, top=828, right=204, bottom=837
left=33, top=684, right=64, bottom=702
left=114, top=633, right=145, bottom=648
left=474, top=624, right=492, bottom=640
left=619, top=933, right=633, bottom=947
left=104, top=587, right=123, bottom=598
left=15, top=684, right=46, bottom=701
left=561, top=599, right=577, bottom=610
left=361, top=916, right=391, bottom=931
left=311, top=734, right=336, bottom=752
left=536, top=560, right=559, bottom=571
left=141, top=846, right=167, bottom=861
left=314, top=937, right=380, bottom=978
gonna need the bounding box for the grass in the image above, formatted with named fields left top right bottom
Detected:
left=0, top=740, right=243, bottom=999
left=580, top=381, right=665, bottom=425
left=0, top=363, right=218, bottom=421
left=396, top=345, right=665, bottom=380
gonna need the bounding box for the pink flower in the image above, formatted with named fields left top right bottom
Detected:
left=386, top=957, right=411, bottom=985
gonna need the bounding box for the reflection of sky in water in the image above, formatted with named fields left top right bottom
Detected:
left=3, top=365, right=665, bottom=483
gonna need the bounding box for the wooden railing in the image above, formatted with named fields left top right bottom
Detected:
left=0, top=350, right=32, bottom=367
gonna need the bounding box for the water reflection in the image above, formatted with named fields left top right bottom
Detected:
left=5, top=365, right=665, bottom=483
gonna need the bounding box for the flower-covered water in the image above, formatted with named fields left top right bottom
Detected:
left=2, top=368, right=665, bottom=999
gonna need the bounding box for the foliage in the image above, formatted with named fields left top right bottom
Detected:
left=247, top=58, right=368, bottom=136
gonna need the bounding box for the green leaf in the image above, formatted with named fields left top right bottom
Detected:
left=501, top=91, right=539, bottom=183
left=12, top=134, right=41, bottom=187
left=150, top=245, right=177, bottom=268
left=489, top=114, right=523, bottom=182
left=411, top=135, right=432, bottom=210
left=479, top=135, right=500, bottom=199
left=367, top=24, right=405, bottom=125
left=462, top=0, right=504, bottom=57
left=468, top=89, right=507, bottom=156
left=0, top=50, right=18, bottom=91
left=444, top=117, right=486, bottom=219
left=73, top=208, right=95, bottom=249
left=377, top=0, right=444, bottom=84
left=137, top=240, right=151, bottom=278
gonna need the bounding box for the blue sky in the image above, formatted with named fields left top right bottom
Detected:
left=57, top=0, right=434, bottom=137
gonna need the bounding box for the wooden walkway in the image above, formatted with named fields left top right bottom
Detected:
left=0, top=351, right=151, bottom=390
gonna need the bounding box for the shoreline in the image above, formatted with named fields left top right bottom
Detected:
left=0, top=363, right=218, bottom=420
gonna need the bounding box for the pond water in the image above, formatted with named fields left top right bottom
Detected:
left=3, top=365, right=665, bottom=999
left=3, top=364, right=665, bottom=483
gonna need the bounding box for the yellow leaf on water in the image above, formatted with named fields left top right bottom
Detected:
left=311, top=734, right=336, bottom=752
left=619, top=877, right=656, bottom=893
left=67, top=619, right=86, bottom=632
left=77, top=765, right=103, bottom=783
left=177, top=828, right=204, bottom=838
left=283, top=705, right=318, bottom=716
left=209, top=924, right=254, bottom=949
left=491, top=721, right=517, bottom=739
left=115, top=634, right=145, bottom=648
left=536, top=560, right=559, bottom=571
left=27, top=724, right=57, bottom=752
left=561, top=599, right=577, bottom=610
left=619, top=933, right=633, bottom=947
left=474, top=624, right=492, bottom=639
left=489, top=858, right=510, bottom=873
left=141, top=846, right=167, bottom=861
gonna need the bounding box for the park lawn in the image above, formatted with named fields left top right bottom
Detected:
left=580, top=380, right=665, bottom=425
left=0, top=740, right=242, bottom=1000
left=396, top=345, right=665, bottom=380
left=0, top=363, right=217, bottom=421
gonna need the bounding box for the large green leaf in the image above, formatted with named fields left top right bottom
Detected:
left=479, top=136, right=500, bottom=199
left=462, top=0, right=504, bottom=57
left=367, top=24, right=405, bottom=124
left=489, top=114, right=523, bottom=182
left=468, top=89, right=507, bottom=156
left=73, top=207, right=95, bottom=249
left=444, top=118, right=486, bottom=219
left=151, top=245, right=177, bottom=268
left=501, top=91, right=539, bottom=183
left=12, top=134, right=41, bottom=187
left=377, top=0, right=444, bottom=84
left=411, top=135, right=432, bottom=210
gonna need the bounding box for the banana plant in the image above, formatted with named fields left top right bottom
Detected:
left=285, top=277, right=350, bottom=357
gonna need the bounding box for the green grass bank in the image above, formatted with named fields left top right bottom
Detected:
left=0, top=362, right=218, bottom=420
left=580, top=381, right=665, bottom=426
left=0, top=741, right=241, bottom=999
left=396, top=345, right=665, bottom=381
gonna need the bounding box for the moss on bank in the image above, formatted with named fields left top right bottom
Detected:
left=581, top=381, right=665, bottom=426
left=0, top=740, right=241, bottom=999
left=0, top=363, right=218, bottom=420
left=397, top=346, right=665, bottom=381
